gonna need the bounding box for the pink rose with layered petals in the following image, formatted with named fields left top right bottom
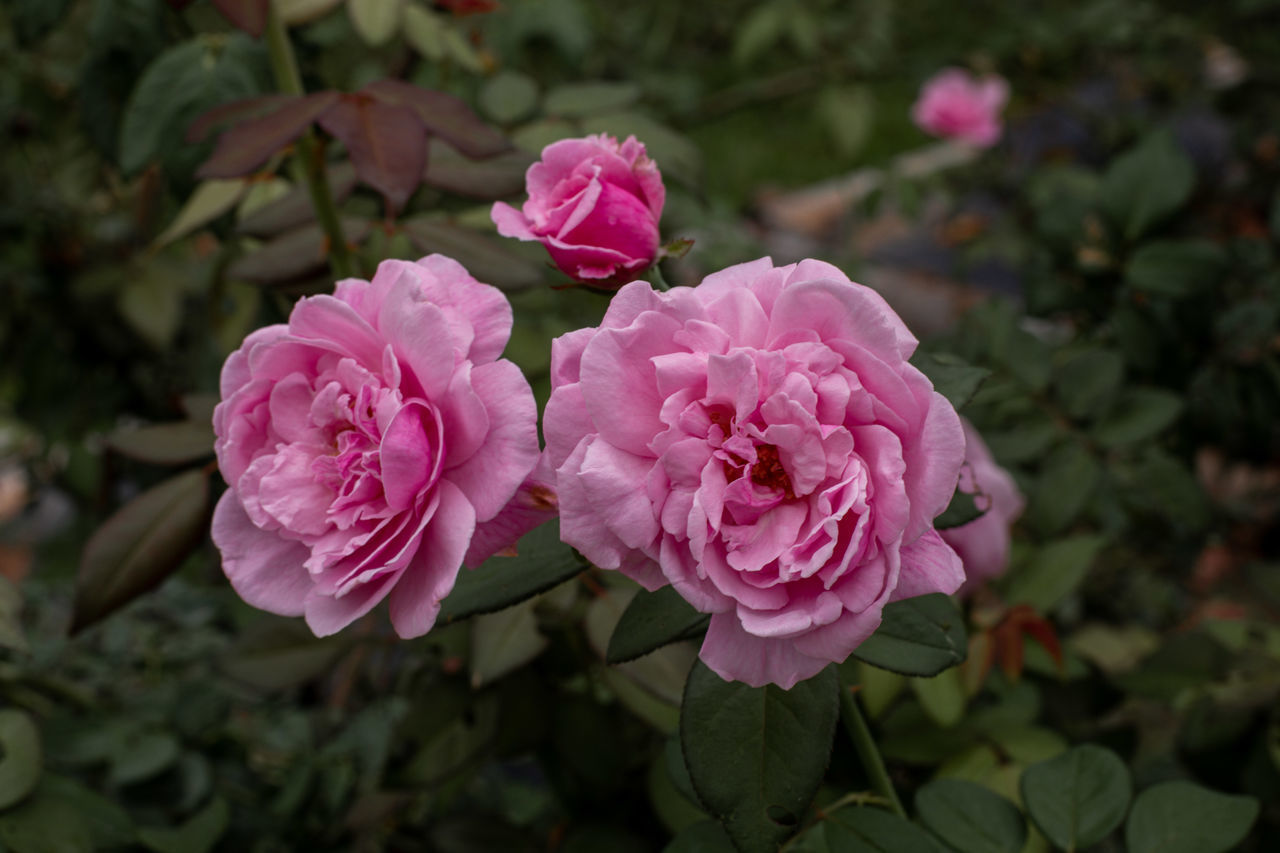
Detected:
left=911, top=68, right=1009, bottom=148
left=491, top=134, right=664, bottom=284
left=543, top=257, right=967, bottom=688
left=212, top=255, right=540, bottom=638
left=943, top=419, right=1025, bottom=596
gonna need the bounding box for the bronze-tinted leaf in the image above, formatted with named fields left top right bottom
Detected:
left=230, top=218, right=371, bottom=283
left=401, top=218, right=544, bottom=290
left=422, top=139, right=532, bottom=199
left=317, top=93, right=426, bottom=213
left=362, top=78, right=509, bottom=159
left=236, top=160, right=358, bottom=237
left=72, top=469, right=210, bottom=633
left=211, top=0, right=269, bottom=36
left=186, top=94, right=293, bottom=143
left=197, top=91, right=340, bottom=179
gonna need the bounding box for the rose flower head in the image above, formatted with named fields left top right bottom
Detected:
left=492, top=133, right=665, bottom=285
left=942, top=419, right=1025, bottom=596
left=911, top=67, right=1009, bottom=148
left=544, top=257, right=967, bottom=688
left=212, top=255, right=540, bottom=638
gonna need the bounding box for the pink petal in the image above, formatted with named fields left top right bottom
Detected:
left=389, top=479, right=476, bottom=637
left=699, top=612, right=831, bottom=689
left=893, top=528, right=965, bottom=600
left=212, top=491, right=312, bottom=617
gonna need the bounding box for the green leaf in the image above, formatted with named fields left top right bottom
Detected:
left=544, top=82, right=641, bottom=118
left=347, top=0, right=403, bottom=46
left=852, top=594, right=967, bottom=677
left=72, top=469, right=210, bottom=633
left=934, top=489, right=985, bottom=530
left=1092, top=387, right=1183, bottom=448
left=0, top=709, right=42, bottom=810
left=915, top=779, right=1027, bottom=853
left=1100, top=131, right=1195, bottom=241
left=911, top=352, right=991, bottom=409
left=911, top=668, right=966, bottom=728
left=108, top=732, right=180, bottom=787
left=1124, top=241, right=1225, bottom=298
left=664, top=820, right=737, bottom=853
left=470, top=599, right=549, bottom=688
left=440, top=521, right=581, bottom=622
left=403, top=4, right=445, bottom=60
left=117, top=265, right=186, bottom=351
left=153, top=179, right=247, bottom=248
left=0, top=789, right=94, bottom=853
left=138, top=797, right=229, bottom=853
left=480, top=71, right=541, bottom=124
left=106, top=421, right=215, bottom=466
left=0, top=576, right=27, bottom=654
left=817, top=85, right=874, bottom=159
left=1053, top=348, right=1124, bottom=420
left=1028, top=441, right=1099, bottom=535
left=120, top=35, right=266, bottom=177
left=401, top=218, right=545, bottom=290
left=680, top=662, right=839, bottom=853
left=37, top=775, right=134, bottom=848
left=1125, top=781, right=1257, bottom=853
left=821, top=805, right=949, bottom=852
left=734, top=1, right=786, bottom=66
left=1020, top=744, right=1131, bottom=851
left=1004, top=535, right=1104, bottom=612
left=220, top=616, right=350, bottom=691
left=607, top=585, right=709, bottom=664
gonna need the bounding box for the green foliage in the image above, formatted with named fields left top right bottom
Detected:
left=914, top=779, right=1026, bottom=853
left=852, top=594, right=967, bottom=677
left=1020, top=745, right=1132, bottom=851
left=1125, top=781, right=1259, bottom=853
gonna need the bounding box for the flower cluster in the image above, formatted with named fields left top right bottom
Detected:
left=212, top=132, right=1021, bottom=687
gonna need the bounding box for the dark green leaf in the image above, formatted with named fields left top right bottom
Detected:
left=220, top=616, right=350, bottom=690
left=664, top=819, right=736, bottom=852
left=1092, top=387, right=1182, bottom=448
left=37, top=775, right=134, bottom=848
left=422, top=142, right=535, bottom=200
left=934, top=489, right=984, bottom=530
left=680, top=662, right=840, bottom=853
left=1124, top=241, right=1225, bottom=299
left=853, top=594, right=967, bottom=677
left=915, top=779, right=1026, bottom=853
left=402, top=218, right=545, bottom=290
left=120, top=35, right=267, bottom=177
left=12, top=0, right=76, bottom=45
left=72, top=469, right=210, bottom=633
left=911, top=352, right=991, bottom=410
left=138, top=797, right=229, bottom=853
left=821, top=805, right=949, bottom=852
left=108, top=732, right=180, bottom=787
left=1003, top=535, right=1104, bottom=612
left=0, top=789, right=94, bottom=853
left=1100, top=131, right=1195, bottom=241
left=0, top=709, right=41, bottom=810
left=607, top=585, right=709, bottom=664
left=106, top=421, right=215, bottom=466
left=1125, top=781, right=1257, bottom=853
left=479, top=71, right=541, bottom=124
left=1054, top=348, right=1124, bottom=420
left=1020, top=744, right=1131, bottom=851
left=544, top=82, right=642, bottom=117
left=440, top=521, right=581, bottom=622
left=1028, top=441, right=1099, bottom=535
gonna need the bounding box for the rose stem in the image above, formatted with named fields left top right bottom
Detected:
left=263, top=3, right=356, bottom=280
left=838, top=680, right=906, bottom=817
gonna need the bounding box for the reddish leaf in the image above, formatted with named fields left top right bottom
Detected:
left=362, top=78, right=509, bottom=160
left=230, top=218, right=372, bottom=283
left=1015, top=611, right=1065, bottom=675
left=317, top=93, right=426, bottom=213
left=186, top=94, right=295, bottom=144
left=236, top=160, right=359, bottom=237
left=437, top=0, right=502, bottom=14
left=212, top=0, right=270, bottom=35
left=197, top=91, right=340, bottom=179
left=422, top=139, right=532, bottom=199
left=995, top=618, right=1025, bottom=682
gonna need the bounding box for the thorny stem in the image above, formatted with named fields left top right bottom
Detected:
left=838, top=680, right=907, bottom=818
left=263, top=2, right=355, bottom=280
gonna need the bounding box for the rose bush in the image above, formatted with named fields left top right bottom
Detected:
left=211, top=255, right=540, bottom=637
left=943, top=419, right=1025, bottom=596
left=911, top=67, right=1009, bottom=148
left=491, top=133, right=665, bottom=284
left=543, top=257, right=968, bottom=688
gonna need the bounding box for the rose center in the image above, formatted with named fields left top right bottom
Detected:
left=750, top=444, right=794, bottom=498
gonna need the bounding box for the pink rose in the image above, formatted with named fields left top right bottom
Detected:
left=491, top=133, right=664, bottom=284
left=212, top=255, right=540, bottom=637
left=543, top=257, right=967, bottom=688
left=911, top=68, right=1009, bottom=148
left=942, top=419, right=1025, bottom=596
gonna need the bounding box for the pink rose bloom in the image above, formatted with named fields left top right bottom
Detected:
left=212, top=255, right=540, bottom=637
left=491, top=133, right=664, bottom=284
left=543, top=258, right=967, bottom=688
left=911, top=68, right=1009, bottom=148
left=942, top=419, right=1025, bottom=596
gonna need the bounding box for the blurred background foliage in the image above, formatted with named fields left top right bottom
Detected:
left=2, top=0, right=1279, bottom=850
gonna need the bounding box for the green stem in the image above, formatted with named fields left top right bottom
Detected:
left=262, top=2, right=354, bottom=279
left=648, top=262, right=672, bottom=291
left=838, top=681, right=906, bottom=817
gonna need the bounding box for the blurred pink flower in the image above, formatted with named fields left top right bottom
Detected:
left=212, top=255, right=540, bottom=637
left=942, top=419, right=1025, bottom=596
left=543, top=257, right=966, bottom=688
left=492, top=133, right=665, bottom=285
left=911, top=68, right=1009, bottom=148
